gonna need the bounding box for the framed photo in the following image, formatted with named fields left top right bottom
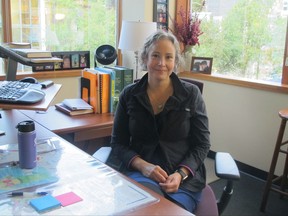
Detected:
left=191, top=57, right=213, bottom=74
left=32, top=51, right=90, bottom=72
left=153, top=0, right=169, bottom=31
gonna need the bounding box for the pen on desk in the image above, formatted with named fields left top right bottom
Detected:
left=8, top=192, right=48, bottom=197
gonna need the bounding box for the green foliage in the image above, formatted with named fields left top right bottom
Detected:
left=196, top=0, right=286, bottom=82
left=45, top=0, right=116, bottom=65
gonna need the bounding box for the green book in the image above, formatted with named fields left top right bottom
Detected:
left=113, top=66, right=133, bottom=88
left=105, top=66, right=133, bottom=97
left=104, top=66, right=123, bottom=97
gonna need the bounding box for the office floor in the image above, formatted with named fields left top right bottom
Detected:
left=210, top=172, right=288, bottom=216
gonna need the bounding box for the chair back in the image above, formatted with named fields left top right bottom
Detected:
left=134, top=77, right=204, bottom=94
left=180, top=77, right=204, bottom=94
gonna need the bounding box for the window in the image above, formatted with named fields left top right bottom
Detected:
left=183, top=0, right=288, bottom=84
left=1, top=0, right=118, bottom=74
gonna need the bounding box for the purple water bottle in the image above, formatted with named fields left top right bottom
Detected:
left=16, top=120, right=36, bottom=169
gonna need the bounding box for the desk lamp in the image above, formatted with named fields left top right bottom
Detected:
left=118, top=21, right=157, bottom=79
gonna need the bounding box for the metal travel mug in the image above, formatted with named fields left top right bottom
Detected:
left=16, top=120, right=37, bottom=169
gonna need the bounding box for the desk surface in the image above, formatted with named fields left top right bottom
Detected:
left=0, top=109, right=56, bottom=144
left=0, top=84, right=61, bottom=111
left=20, top=107, right=114, bottom=142
left=20, top=106, right=114, bottom=134
left=0, top=110, right=192, bottom=215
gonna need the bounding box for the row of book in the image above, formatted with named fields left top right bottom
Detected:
left=9, top=46, right=63, bottom=63
left=81, top=66, right=133, bottom=114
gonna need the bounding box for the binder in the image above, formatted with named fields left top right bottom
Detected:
left=81, top=68, right=99, bottom=113
left=98, top=72, right=110, bottom=114
left=95, top=67, right=116, bottom=112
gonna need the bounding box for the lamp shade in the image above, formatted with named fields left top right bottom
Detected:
left=118, top=21, right=157, bottom=51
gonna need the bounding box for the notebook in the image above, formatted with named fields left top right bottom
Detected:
left=62, top=98, right=93, bottom=110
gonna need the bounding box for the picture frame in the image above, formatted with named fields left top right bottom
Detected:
left=153, top=0, right=169, bottom=32
left=32, top=51, right=90, bottom=72
left=191, top=57, right=213, bottom=74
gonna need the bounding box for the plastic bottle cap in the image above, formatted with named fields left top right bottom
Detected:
left=16, top=120, right=35, bottom=132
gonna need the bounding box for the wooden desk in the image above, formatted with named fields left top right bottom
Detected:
left=20, top=106, right=114, bottom=142
left=0, top=84, right=62, bottom=111
left=0, top=109, right=57, bottom=144
left=0, top=110, right=192, bottom=215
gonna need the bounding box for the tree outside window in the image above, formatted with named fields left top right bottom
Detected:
left=191, top=0, right=287, bottom=83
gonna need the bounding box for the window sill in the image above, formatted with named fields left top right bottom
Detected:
left=2, top=70, right=287, bottom=95
left=0, top=70, right=82, bottom=81
left=178, top=72, right=288, bottom=94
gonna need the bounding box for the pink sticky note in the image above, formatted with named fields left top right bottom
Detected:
left=55, top=192, right=83, bottom=207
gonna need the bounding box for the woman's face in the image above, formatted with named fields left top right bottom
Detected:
left=146, top=38, right=175, bottom=82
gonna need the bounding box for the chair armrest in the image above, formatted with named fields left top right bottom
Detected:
left=92, top=147, right=112, bottom=163
left=215, top=152, right=240, bottom=180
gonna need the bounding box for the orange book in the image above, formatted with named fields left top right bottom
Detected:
left=98, top=72, right=110, bottom=114
left=81, top=69, right=99, bottom=113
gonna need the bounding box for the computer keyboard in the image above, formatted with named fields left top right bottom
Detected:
left=0, top=81, right=45, bottom=104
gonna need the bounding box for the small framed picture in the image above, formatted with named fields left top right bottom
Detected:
left=62, top=55, right=71, bottom=69
left=153, top=0, right=169, bottom=31
left=191, top=57, right=213, bottom=74
left=71, top=53, right=80, bottom=68
left=32, top=51, right=90, bottom=72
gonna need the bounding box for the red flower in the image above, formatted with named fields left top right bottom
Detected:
left=171, top=8, right=203, bottom=53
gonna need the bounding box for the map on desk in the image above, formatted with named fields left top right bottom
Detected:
left=0, top=137, right=61, bottom=194
left=0, top=166, right=58, bottom=194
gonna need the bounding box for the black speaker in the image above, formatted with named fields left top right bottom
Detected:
left=94, top=44, right=117, bottom=67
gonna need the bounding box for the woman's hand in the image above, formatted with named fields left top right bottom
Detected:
left=131, top=157, right=168, bottom=183
left=144, top=164, right=169, bottom=183
left=159, top=172, right=182, bottom=193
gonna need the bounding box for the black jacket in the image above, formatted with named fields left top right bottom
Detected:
left=110, top=73, right=211, bottom=192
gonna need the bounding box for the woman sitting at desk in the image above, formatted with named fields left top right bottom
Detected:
left=110, top=30, right=211, bottom=213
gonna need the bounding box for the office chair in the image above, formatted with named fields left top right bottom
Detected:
left=93, top=78, right=240, bottom=216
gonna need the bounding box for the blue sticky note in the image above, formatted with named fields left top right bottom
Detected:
left=29, top=194, right=61, bottom=212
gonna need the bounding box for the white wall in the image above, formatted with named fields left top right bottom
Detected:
left=38, top=77, right=80, bottom=104
left=48, top=0, right=286, bottom=175
left=202, top=80, right=287, bottom=175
